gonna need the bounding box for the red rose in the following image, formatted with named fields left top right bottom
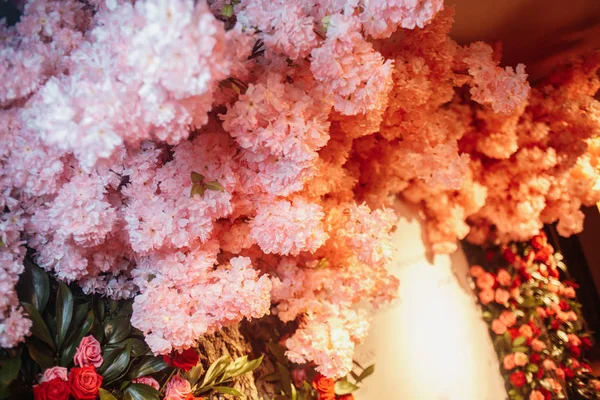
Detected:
left=337, top=396, right=354, bottom=400
left=509, top=371, right=526, bottom=388
left=69, top=366, right=103, bottom=400
left=535, top=368, right=544, bottom=380
left=563, top=280, right=579, bottom=289
left=548, top=267, right=559, bottom=279
left=535, top=248, right=551, bottom=263
left=34, top=378, right=70, bottom=400
left=312, top=373, right=335, bottom=400
left=519, top=268, right=531, bottom=282
left=569, top=345, right=581, bottom=358
left=508, top=328, right=520, bottom=340
left=559, top=301, right=570, bottom=311
left=503, top=248, right=516, bottom=264
left=540, top=388, right=552, bottom=400
left=581, top=337, right=593, bottom=350
left=551, top=320, right=560, bottom=330
left=530, top=353, right=541, bottom=364
left=531, top=234, right=546, bottom=250
left=163, top=348, right=199, bottom=371
left=485, top=250, right=495, bottom=263
left=562, top=368, right=575, bottom=379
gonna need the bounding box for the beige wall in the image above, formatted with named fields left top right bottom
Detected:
left=355, top=202, right=506, bottom=400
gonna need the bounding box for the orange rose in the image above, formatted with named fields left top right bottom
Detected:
left=312, top=373, right=335, bottom=400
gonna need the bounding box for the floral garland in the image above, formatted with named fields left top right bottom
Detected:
left=470, top=232, right=600, bottom=400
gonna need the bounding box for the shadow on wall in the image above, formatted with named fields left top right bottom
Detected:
left=448, top=0, right=600, bottom=81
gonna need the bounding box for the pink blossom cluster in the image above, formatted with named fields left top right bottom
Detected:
left=1, top=0, right=598, bottom=380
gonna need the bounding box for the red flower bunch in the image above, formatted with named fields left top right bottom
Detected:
left=163, top=348, right=199, bottom=371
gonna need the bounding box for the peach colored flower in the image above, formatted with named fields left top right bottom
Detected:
left=530, top=390, right=544, bottom=400
left=40, top=367, right=68, bottom=382
left=503, top=354, right=516, bottom=370
left=496, top=269, right=511, bottom=286
left=479, top=289, right=494, bottom=305
left=531, top=339, right=546, bottom=352
left=499, top=311, right=517, bottom=327
left=469, top=265, right=485, bottom=278
left=563, top=287, right=576, bottom=298
left=132, top=376, right=160, bottom=390
left=590, top=380, right=600, bottom=391
left=519, top=325, right=533, bottom=339
left=476, top=273, right=495, bottom=290
left=495, top=289, right=510, bottom=304
left=514, top=352, right=528, bottom=367
left=571, top=359, right=580, bottom=369
left=510, top=287, right=520, bottom=299
left=566, top=311, right=577, bottom=321
left=555, top=368, right=565, bottom=379
left=567, top=334, right=581, bottom=346
left=543, top=359, right=556, bottom=371
left=536, top=307, right=547, bottom=318
left=491, top=319, right=507, bottom=335
left=74, top=336, right=103, bottom=368
left=547, top=282, right=559, bottom=293
left=165, top=375, right=192, bottom=400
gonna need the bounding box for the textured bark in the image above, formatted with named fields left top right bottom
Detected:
left=195, top=325, right=276, bottom=400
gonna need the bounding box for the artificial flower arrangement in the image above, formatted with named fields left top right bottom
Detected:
left=470, top=232, right=600, bottom=400
left=0, top=260, right=265, bottom=399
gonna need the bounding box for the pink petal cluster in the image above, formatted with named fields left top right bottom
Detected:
left=74, top=335, right=103, bottom=368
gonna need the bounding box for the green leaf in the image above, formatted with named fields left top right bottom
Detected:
left=526, top=364, right=539, bottom=373
left=56, top=283, right=73, bottom=349
left=190, top=184, right=205, bottom=198
left=191, top=171, right=205, bottom=184
left=65, top=303, right=91, bottom=345
left=60, top=310, right=94, bottom=366
left=184, top=363, right=204, bottom=386
left=99, top=388, right=119, bottom=400
left=266, top=342, right=288, bottom=367
left=26, top=338, right=54, bottom=369
left=512, top=346, right=529, bottom=353
left=130, top=356, right=168, bottom=379
left=512, top=337, right=526, bottom=347
left=20, top=259, right=49, bottom=312
left=124, top=383, right=161, bottom=400
left=104, top=316, right=131, bottom=345
left=334, top=380, right=359, bottom=395
left=201, top=355, right=231, bottom=387
left=212, top=386, right=243, bottom=396
left=127, top=338, right=148, bottom=358
left=503, top=331, right=512, bottom=350
left=204, top=180, right=224, bottom=192
left=22, top=302, right=55, bottom=351
left=356, top=364, right=374, bottom=383
left=221, top=4, right=233, bottom=18
left=223, top=355, right=264, bottom=380
left=94, top=298, right=106, bottom=322
left=101, top=341, right=132, bottom=382
left=276, top=363, right=292, bottom=398
left=0, top=356, right=21, bottom=386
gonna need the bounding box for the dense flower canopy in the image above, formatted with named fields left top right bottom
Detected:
left=1, top=0, right=598, bottom=379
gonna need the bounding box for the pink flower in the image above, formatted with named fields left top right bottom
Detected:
left=495, top=289, right=510, bottom=304
left=536, top=307, right=547, bottom=318
left=496, top=269, right=511, bottom=286
left=555, top=368, right=565, bottom=379
left=530, top=390, right=545, bottom=400
left=531, top=339, right=546, bottom=352
left=164, top=375, right=191, bottom=400
left=479, top=289, right=494, bottom=305
left=514, top=352, right=528, bottom=367
left=543, top=359, right=556, bottom=371
left=499, top=311, right=517, bottom=327
left=503, top=354, right=516, bottom=370
left=469, top=265, right=485, bottom=278
left=132, top=376, right=160, bottom=390
left=476, top=273, right=495, bottom=290
left=40, top=366, right=68, bottom=382
left=74, top=336, right=103, bottom=368
left=566, top=311, right=578, bottom=321
left=491, top=319, right=507, bottom=335
left=563, top=287, right=576, bottom=298
left=519, top=325, right=533, bottom=339
left=567, top=334, right=581, bottom=346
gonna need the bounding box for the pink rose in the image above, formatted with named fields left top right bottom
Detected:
left=566, top=311, right=577, bottom=321
left=164, top=375, right=191, bottom=400
left=543, top=359, right=556, bottom=371
left=555, top=368, right=565, bottom=379
left=547, top=282, right=559, bottom=293
left=563, top=287, right=576, bottom=298
left=40, top=366, right=68, bottom=382
left=531, top=339, right=546, bottom=352
left=567, top=334, right=581, bottom=346
left=514, top=352, right=528, bottom=367
left=499, top=311, right=517, bottom=327
left=496, top=269, right=511, bottom=286
left=519, top=325, right=533, bottom=339
left=469, top=265, right=485, bottom=278
left=476, top=273, right=495, bottom=290
left=491, top=319, right=507, bottom=335
left=74, top=336, right=103, bottom=368
left=132, top=376, right=160, bottom=390
left=510, top=287, right=520, bottom=299
left=529, top=390, right=544, bottom=400
left=503, top=354, right=516, bottom=370
left=495, top=289, right=510, bottom=304
left=479, top=289, right=494, bottom=305
left=536, top=307, right=547, bottom=318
